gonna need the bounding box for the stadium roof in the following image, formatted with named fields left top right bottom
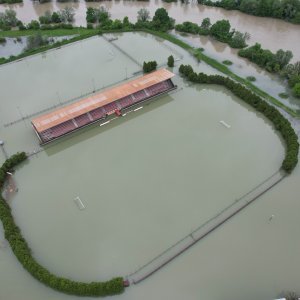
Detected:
left=31, top=69, right=175, bottom=133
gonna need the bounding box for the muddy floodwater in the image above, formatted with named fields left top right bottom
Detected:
left=173, top=32, right=300, bottom=111
left=0, top=32, right=299, bottom=300
left=1, top=0, right=300, bottom=62
left=0, top=35, right=76, bottom=58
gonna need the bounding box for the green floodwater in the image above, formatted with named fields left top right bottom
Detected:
left=0, top=32, right=298, bottom=300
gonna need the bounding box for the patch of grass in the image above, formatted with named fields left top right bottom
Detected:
left=0, top=28, right=97, bottom=38
left=279, top=92, right=289, bottom=99
left=246, top=76, right=256, bottom=82
left=222, top=60, right=233, bottom=65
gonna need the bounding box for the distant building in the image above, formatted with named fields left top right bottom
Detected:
left=31, top=69, right=176, bottom=145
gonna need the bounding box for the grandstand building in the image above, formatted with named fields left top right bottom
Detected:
left=31, top=69, right=176, bottom=145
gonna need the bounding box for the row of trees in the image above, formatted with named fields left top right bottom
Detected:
left=179, top=64, right=299, bottom=173
left=198, top=0, right=300, bottom=24
left=143, top=60, right=157, bottom=73
left=238, top=43, right=293, bottom=73
left=86, top=7, right=110, bottom=24
left=0, top=9, right=21, bottom=31
left=281, top=62, right=300, bottom=97
left=85, top=7, right=175, bottom=32
left=0, top=8, right=75, bottom=31
left=39, top=8, right=75, bottom=25
left=142, top=55, right=174, bottom=73
left=238, top=43, right=300, bottom=97
left=175, top=14, right=299, bottom=98
left=0, top=0, right=21, bottom=4
left=175, top=18, right=250, bottom=48
left=0, top=153, right=125, bottom=296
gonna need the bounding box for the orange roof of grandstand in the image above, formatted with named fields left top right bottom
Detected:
left=31, top=69, right=175, bottom=133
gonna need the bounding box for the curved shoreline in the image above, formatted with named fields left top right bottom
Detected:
left=0, top=154, right=125, bottom=297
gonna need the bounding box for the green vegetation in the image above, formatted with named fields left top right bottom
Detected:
left=238, top=43, right=300, bottom=97
left=175, top=18, right=249, bottom=48
left=279, top=92, right=289, bottom=99
left=25, top=33, right=49, bottom=51
left=0, top=37, right=6, bottom=43
left=288, top=74, right=300, bottom=88
left=282, top=62, right=300, bottom=98
left=86, top=7, right=110, bottom=24
left=146, top=30, right=299, bottom=117
left=0, top=7, right=299, bottom=114
left=0, top=9, right=20, bottom=31
left=0, top=0, right=22, bottom=4
left=168, top=55, right=175, bottom=67
left=198, top=0, right=300, bottom=24
left=175, top=21, right=201, bottom=34
left=151, top=8, right=175, bottom=31
left=229, top=31, right=250, bottom=48
left=179, top=64, right=299, bottom=173
left=246, top=76, right=256, bottom=82
left=137, top=8, right=150, bottom=22
left=0, top=153, right=125, bottom=297
left=27, top=20, right=41, bottom=30
left=38, top=8, right=75, bottom=26
left=238, top=44, right=293, bottom=73
left=85, top=0, right=112, bottom=2
left=210, top=19, right=232, bottom=42
left=222, top=60, right=233, bottom=65
left=57, top=0, right=78, bottom=3
left=293, top=83, right=300, bottom=97
left=0, top=27, right=93, bottom=38
left=143, top=60, right=157, bottom=73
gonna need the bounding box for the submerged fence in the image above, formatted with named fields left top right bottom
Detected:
left=102, top=35, right=143, bottom=68
left=127, top=170, right=285, bottom=284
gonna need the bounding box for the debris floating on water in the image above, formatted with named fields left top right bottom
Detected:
left=74, top=196, right=85, bottom=210
left=219, top=120, right=231, bottom=129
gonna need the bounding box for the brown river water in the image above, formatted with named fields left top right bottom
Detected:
left=0, top=0, right=300, bottom=61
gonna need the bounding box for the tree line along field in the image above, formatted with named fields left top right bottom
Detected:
left=198, top=0, right=300, bottom=24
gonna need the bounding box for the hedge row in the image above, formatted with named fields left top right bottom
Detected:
left=179, top=64, right=299, bottom=173
left=0, top=153, right=124, bottom=297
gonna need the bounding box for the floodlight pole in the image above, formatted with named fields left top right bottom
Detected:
left=92, top=78, right=96, bottom=93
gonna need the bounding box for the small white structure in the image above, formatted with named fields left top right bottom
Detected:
left=74, top=196, right=85, bottom=210
left=134, top=107, right=143, bottom=112
left=100, top=121, right=110, bottom=127
left=269, top=214, right=275, bottom=221
left=219, top=120, right=231, bottom=129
